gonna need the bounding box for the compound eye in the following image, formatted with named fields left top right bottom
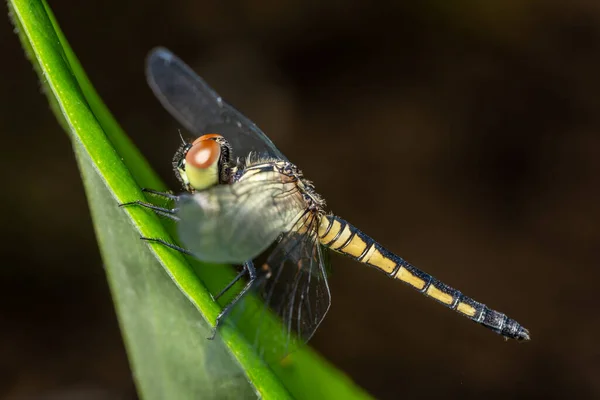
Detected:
left=192, top=133, right=223, bottom=144
left=185, top=138, right=220, bottom=169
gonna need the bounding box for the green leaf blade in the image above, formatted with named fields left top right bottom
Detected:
left=9, top=0, right=373, bottom=398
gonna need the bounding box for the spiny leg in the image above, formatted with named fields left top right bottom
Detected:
left=125, top=195, right=249, bottom=303
left=214, top=265, right=249, bottom=300
left=141, top=188, right=179, bottom=201
left=142, top=237, right=249, bottom=301
left=141, top=237, right=193, bottom=256
left=122, top=193, right=261, bottom=339
left=138, top=232, right=258, bottom=339
left=120, top=193, right=185, bottom=251
left=208, top=261, right=257, bottom=340
left=141, top=237, right=254, bottom=322
left=119, top=200, right=180, bottom=221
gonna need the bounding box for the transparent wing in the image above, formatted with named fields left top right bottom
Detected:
left=146, top=47, right=287, bottom=161
left=227, top=212, right=332, bottom=360
left=176, top=178, right=304, bottom=264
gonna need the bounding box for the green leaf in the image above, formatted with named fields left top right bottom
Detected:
left=8, top=0, right=373, bottom=399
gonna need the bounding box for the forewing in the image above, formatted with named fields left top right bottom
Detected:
left=146, top=47, right=287, bottom=161
left=176, top=178, right=304, bottom=264
left=228, top=213, right=332, bottom=360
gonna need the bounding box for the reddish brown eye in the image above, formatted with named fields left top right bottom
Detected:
left=186, top=138, right=220, bottom=169
left=192, top=133, right=223, bottom=145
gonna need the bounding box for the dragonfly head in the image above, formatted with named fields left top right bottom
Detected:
left=172, top=133, right=233, bottom=192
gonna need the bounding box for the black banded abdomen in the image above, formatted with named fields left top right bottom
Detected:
left=317, top=214, right=529, bottom=341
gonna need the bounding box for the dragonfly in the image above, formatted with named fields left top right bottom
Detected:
left=124, top=47, right=530, bottom=359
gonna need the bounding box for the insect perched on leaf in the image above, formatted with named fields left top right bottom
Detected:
left=122, top=47, right=530, bottom=360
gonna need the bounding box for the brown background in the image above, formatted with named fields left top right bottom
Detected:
left=1, top=0, right=599, bottom=399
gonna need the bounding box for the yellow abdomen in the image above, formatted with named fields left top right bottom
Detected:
left=317, top=214, right=530, bottom=341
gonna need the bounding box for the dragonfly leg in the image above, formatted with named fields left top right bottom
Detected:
left=119, top=200, right=180, bottom=221
left=141, top=237, right=193, bottom=256
left=141, top=188, right=179, bottom=201
left=208, top=261, right=257, bottom=340
left=214, top=264, right=250, bottom=300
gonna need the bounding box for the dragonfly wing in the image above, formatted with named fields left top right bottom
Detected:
left=176, top=178, right=304, bottom=264
left=146, top=47, right=287, bottom=161
left=228, top=212, right=332, bottom=360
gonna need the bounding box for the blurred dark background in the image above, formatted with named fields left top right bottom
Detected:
left=2, top=0, right=599, bottom=399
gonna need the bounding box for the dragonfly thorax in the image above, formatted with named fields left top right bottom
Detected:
left=237, top=157, right=326, bottom=214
